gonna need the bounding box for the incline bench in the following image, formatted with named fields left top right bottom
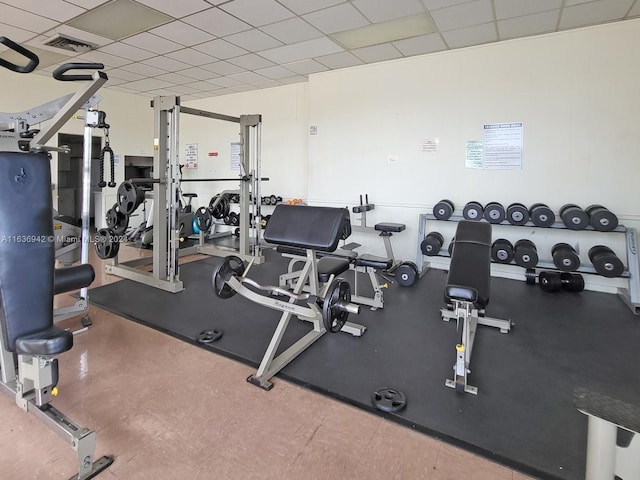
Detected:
left=441, top=220, right=511, bottom=395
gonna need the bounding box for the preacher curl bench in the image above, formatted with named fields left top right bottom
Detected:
left=442, top=221, right=511, bottom=394
left=212, top=205, right=364, bottom=390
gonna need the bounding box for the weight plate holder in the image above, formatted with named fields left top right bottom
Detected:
left=529, top=203, right=555, bottom=228
left=462, top=201, right=484, bottom=221
left=484, top=201, right=506, bottom=224
left=212, top=255, right=246, bottom=299
left=371, top=387, right=407, bottom=413
left=421, top=231, right=444, bottom=256
left=506, top=202, right=530, bottom=226
left=433, top=199, right=454, bottom=221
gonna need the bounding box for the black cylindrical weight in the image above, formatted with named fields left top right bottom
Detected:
left=529, top=203, right=555, bottom=228
left=560, top=272, right=585, bottom=292
left=105, top=203, right=129, bottom=236
left=559, top=204, right=589, bottom=230
left=462, top=201, right=483, bottom=221
left=514, top=239, right=538, bottom=268
left=491, top=238, right=514, bottom=264
left=551, top=243, right=580, bottom=272
left=588, top=245, right=624, bottom=278
left=586, top=205, right=619, bottom=232
left=484, top=201, right=506, bottom=224
left=539, top=271, right=562, bottom=292
left=433, top=199, right=454, bottom=221
left=506, top=203, right=530, bottom=226
left=421, top=232, right=444, bottom=256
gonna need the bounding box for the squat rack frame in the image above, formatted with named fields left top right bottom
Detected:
left=106, top=95, right=264, bottom=293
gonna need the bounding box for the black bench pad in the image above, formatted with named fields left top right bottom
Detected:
left=318, top=257, right=350, bottom=283
left=355, top=254, right=392, bottom=270
left=15, top=326, right=73, bottom=356
left=265, top=205, right=351, bottom=252
left=275, top=245, right=358, bottom=262
left=375, top=222, right=405, bottom=233
left=444, top=221, right=492, bottom=308
left=54, top=264, right=95, bottom=295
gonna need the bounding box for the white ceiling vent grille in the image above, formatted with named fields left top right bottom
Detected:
left=44, top=34, right=96, bottom=53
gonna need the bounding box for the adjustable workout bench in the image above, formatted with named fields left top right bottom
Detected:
left=442, top=221, right=511, bottom=395
left=213, top=205, right=364, bottom=390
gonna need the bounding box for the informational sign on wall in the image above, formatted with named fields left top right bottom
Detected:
left=465, top=140, right=483, bottom=169
left=184, top=143, right=198, bottom=169
left=230, top=142, right=241, bottom=171
left=482, top=122, right=523, bottom=170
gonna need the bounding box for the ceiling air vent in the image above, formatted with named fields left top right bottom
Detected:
left=43, top=34, right=96, bottom=53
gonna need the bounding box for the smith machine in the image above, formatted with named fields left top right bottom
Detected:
left=105, top=95, right=265, bottom=293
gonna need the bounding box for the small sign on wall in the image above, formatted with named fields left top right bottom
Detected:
left=230, top=142, right=241, bottom=171
left=185, top=143, right=198, bottom=169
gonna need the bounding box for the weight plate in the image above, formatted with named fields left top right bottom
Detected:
left=491, top=239, right=514, bottom=263
left=506, top=203, right=530, bottom=226
left=95, top=228, right=120, bottom=259
left=371, top=387, right=407, bottom=413
left=322, top=278, right=351, bottom=333
left=234, top=227, right=240, bottom=237
left=529, top=203, right=555, bottom=227
left=197, top=329, right=223, bottom=344
left=421, top=232, right=444, bottom=256
left=117, top=181, right=143, bottom=216
left=560, top=204, right=589, bottom=230
left=433, top=199, right=454, bottom=221
left=105, top=204, right=129, bottom=236
left=560, top=273, right=585, bottom=292
left=551, top=243, right=580, bottom=272
left=539, top=271, right=562, bottom=292
left=395, top=262, right=418, bottom=287
left=484, top=201, right=506, bottom=224
left=211, top=256, right=245, bottom=299
left=514, top=239, right=538, bottom=268
left=195, top=206, right=213, bottom=232
left=524, top=269, right=537, bottom=285
left=588, top=206, right=618, bottom=232
left=588, top=245, right=624, bottom=277
left=462, top=201, right=483, bottom=221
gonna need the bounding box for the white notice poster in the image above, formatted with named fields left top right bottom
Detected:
left=230, top=142, right=241, bottom=171
left=466, top=141, right=483, bottom=169
left=184, top=143, right=198, bottom=169
left=483, top=122, right=523, bottom=170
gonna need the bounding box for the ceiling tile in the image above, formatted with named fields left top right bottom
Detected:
left=303, top=3, right=370, bottom=34
left=171, top=84, right=204, bottom=95
left=121, top=62, right=167, bottom=76
left=106, top=68, right=146, bottom=81
left=134, top=0, right=212, bottom=17
left=430, top=0, right=494, bottom=31
left=207, top=76, right=244, bottom=87
left=226, top=53, right=276, bottom=70
left=352, top=0, right=425, bottom=23
left=254, top=79, right=282, bottom=88
left=65, top=0, right=110, bottom=8
left=178, top=66, right=221, bottom=80
left=628, top=1, right=640, bottom=16
left=230, top=85, right=255, bottom=93
left=260, top=17, right=324, bottom=44
left=254, top=65, right=298, bottom=79
left=393, top=32, right=447, bottom=55
left=279, top=75, right=308, bottom=84
left=149, top=21, right=216, bottom=47
left=228, top=71, right=269, bottom=84
left=200, top=60, right=246, bottom=75
left=314, top=51, right=364, bottom=69
left=351, top=42, right=402, bottom=62
left=182, top=7, right=252, bottom=36
left=0, top=22, right=37, bottom=43
left=75, top=50, right=132, bottom=68
left=421, top=0, right=471, bottom=10
left=494, top=0, right=562, bottom=20
left=106, top=85, right=139, bottom=94
left=498, top=10, right=560, bottom=39
left=220, top=0, right=295, bottom=27
left=120, top=77, right=175, bottom=91
left=165, top=48, right=219, bottom=66
left=154, top=72, right=198, bottom=84
left=564, top=0, right=598, bottom=5
left=0, top=4, right=58, bottom=33
left=142, top=55, right=192, bottom=71
left=145, top=88, right=178, bottom=96
left=559, top=0, right=635, bottom=29
left=441, top=22, right=497, bottom=48
left=100, top=42, right=156, bottom=61
left=10, top=0, right=85, bottom=22
left=259, top=37, right=343, bottom=63
left=224, top=29, right=283, bottom=51
left=122, top=32, right=183, bottom=54
left=183, top=80, right=221, bottom=91
left=276, top=0, right=345, bottom=15
left=283, top=59, right=328, bottom=74
left=193, top=39, right=248, bottom=59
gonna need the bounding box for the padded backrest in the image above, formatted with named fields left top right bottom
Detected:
left=0, top=151, right=54, bottom=352
left=264, top=205, right=351, bottom=252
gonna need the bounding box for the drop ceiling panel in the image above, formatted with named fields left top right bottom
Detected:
left=421, top=0, right=473, bottom=10
left=260, top=17, right=324, bottom=44
left=0, top=4, right=58, bottom=33
left=194, top=39, right=248, bottom=59
left=200, top=60, right=246, bottom=75
left=559, top=0, right=635, bottom=29
left=120, top=62, right=167, bottom=76
left=283, top=59, right=328, bottom=74
left=165, top=48, right=219, bottom=66
left=122, top=32, right=182, bottom=54
left=226, top=53, right=275, bottom=70
left=0, top=22, right=38, bottom=43
left=219, top=0, right=295, bottom=27
left=314, top=51, right=364, bottom=69
left=75, top=50, right=132, bottom=68
left=430, top=0, right=494, bottom=31
left=142, top=56, right=192, bottom=72
left=352, top=0, right=426, bottom=23
left=228, top=71, right=269, bottom=84
left=65, top=0, right=110, bottom=9
left=207, top=76, right=244, bottom=87
left=100, top=42, right=156, bottom=61
left=498, top=10, right=560, bottom=40
left=149, top=21, right=216, bottom=47
left=303, top=3, right=371, bottom=34
left=393, top=32, right=447, bottom=55
left=276, top=0, right=346, bottom=16
left=441, top=21, right=497, bottom=48
left=134, top=0, right=212, bottom=18
left=254, top=65, right=298, bottom=79
left=120, top=77, right=175, bottom=91
left=494, top=0, right=562, bottom=20
left=351, top=42, right=403, bottom=63
left=178, top=66, right=221, bottom=80
left=184, top=81, right=221, bottom=91
left=104, top=68, right=145, bottom=82
left=8, top=0, right=86, bottom=23
left=225, top=29, right=283, bottom=52
left=182, top=7, right=252, bottom=37
left=259, top=37, right=343, bottom=63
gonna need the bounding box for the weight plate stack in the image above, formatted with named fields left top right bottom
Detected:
left=529, top=203, right=555, bottom=228
left=506, top=203, right=530, bottom=226
left=559, top=204, right=589, bottom=230
left=421, top=231, right=444, bottom=256
left=462, top=201, right=484, bottom=221
left=484, top=201, right=506, bottom=224
left=514, top=239, right=538, bottom=268
left=588, top=245, right=625, bottom=278
left=586, top=204, right=619, bottom=232
left=433, top=199, right=454, bottom=221
left=551, top=243, right=581, bottom=272
left=491, top=238, right=514, bottom=264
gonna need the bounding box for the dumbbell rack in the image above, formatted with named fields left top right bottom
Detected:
left=415, top=213, right=640, bottom=315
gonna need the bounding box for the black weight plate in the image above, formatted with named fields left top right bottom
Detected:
left=506, top=203, right=530, bottom=226
left=588, top=245, right=624, bottom=277
left=433, top=199, right=454, bottom=220
left=228, top=212, right=239, bottom=226
left=197, top=329, right=223, bottom=344
left=491, top=239, right=514, bottom=263
left=539, top=271, right=562, bottom=292
left=560, top=273, right=585, bottom=292
left=462, top=201, right=483, bottom=221
left=117, top=181, right=143, bottom=215
left=560, top=204, right=589, bottom=230
left=234, top=227, right=240, bottom=237
left=552, top=243, right=580, bottom=272
left=270, top=195, right=278, bottom=205
left=395, top=262, right=418, bottom=287
left=421, top=232, right=444, bottom=256
left=588, top=245, right=612, bottom=263
left=105, top=204, right=129, bottom=236
left=484, top=202, right=506, bottom=224
left=322, top=278, right=351, bottom=333
left=588, top=206, right=618, bottom=232
left=529, top=203, right=555, bottom=227
left=95, top=228, right=119, bottom=259
left=524, top=269, right=537, bottom=285
left=372, top=387, right=407, bottom=413
left=211, top=256, right=245, bottom=299
left=195, top=206, right=213, bottom=232
left=514, top=239, right=538, bottom=268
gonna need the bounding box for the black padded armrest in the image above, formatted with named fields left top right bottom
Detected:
left=265, top=205, right=351, bottom=252
left=575, top=387, right=640, bottom=433
left=54, top=264, right=95, bottom=295
left=445, top=221, right=492, bottom=308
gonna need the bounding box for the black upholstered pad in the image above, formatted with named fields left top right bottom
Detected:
left=355, top=254, right=393, bottom=270
left=54, top=264, right=95, bottom=295
left=275, top=245, right=358, bottom=262
left=317, top=257, right=350, bottom=283
left=444, top=221, right=492, bottom=308
left=264, top=205, right=351, bottom=252
left=15, top=326, right=73, bottom=356
left=375, top=222, right=406, bottom=233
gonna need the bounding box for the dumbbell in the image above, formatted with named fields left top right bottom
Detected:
left=421, top=232, right=444, bottom=256
left=506, top=203, right=530, bottom=226
left=484, top=201, right=506, bottom=224
left=551, top=243, right=581, bottom=271
left=525, top=270, right=585, bottom=292
left=586, top=205, right=619, bottom=232
left=433, top=199, right=454, bottom=220
left=559, top=204, right=589, bottom=230
left=588, top=245, right=625, bottom=278
left=491, top=239, right=514, bottom=264
left=513, top=239, right=538, bottom=268
left=462, top=201, right=483, bottom=221
left=529, top=203, right=555, bottom=227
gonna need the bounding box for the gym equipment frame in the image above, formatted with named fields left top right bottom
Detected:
left=105, top=95, right=265, bottom=293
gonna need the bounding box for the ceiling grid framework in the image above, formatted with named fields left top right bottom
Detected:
left=0, top=0, right=638, bottom=100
